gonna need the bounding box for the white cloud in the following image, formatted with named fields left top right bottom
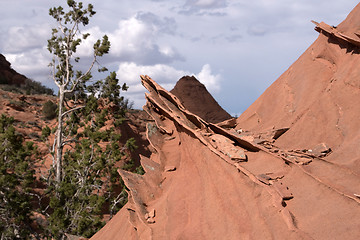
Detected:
left=1, top=0, right=358, bottom=115
left=195, top=64, right=221, bottom=93
left=2, top=24, right=50, bottom=53
left=111, top=16, right=153, bottom=55
left=116, top=62, right=188, bottom=108
left=1, top=10, right=185, bottom=92
left=4, top=49, right=51, bottom=84
left=135, top=12, right=177, bottom=35
left=116, top=62, right=222, bottom=109
left=117, top=62, right=189, bottom=91
left=191, top=0, right=226, bottom=8
left=180, top=0, right=228, bottom=15
left=76, top=12, right=183, bottom=65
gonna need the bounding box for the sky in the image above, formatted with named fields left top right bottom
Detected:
left=0, top=0, right=359, bottom=116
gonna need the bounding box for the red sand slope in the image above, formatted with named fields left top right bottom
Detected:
left=91, top=4, right=360, bottom=239
left=236, top=3, right=360, bottom=175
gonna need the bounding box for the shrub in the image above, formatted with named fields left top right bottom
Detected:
left=0, top=84, right=22, bottom=93
left=0, top=114, right=36, bottom=238
left=8, top=100, right=26, bottom=111
left=22, top=78, right=54, bottom=95
left=29, top=132, right=40, bottom=140
left=43, top=100, right=57, bottom=120
left=42, top=125, right=51, bottom=139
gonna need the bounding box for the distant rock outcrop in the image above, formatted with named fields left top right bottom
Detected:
left=170, top=76, right=232, bottom=123
left=0, top=54, right=27, bottom=86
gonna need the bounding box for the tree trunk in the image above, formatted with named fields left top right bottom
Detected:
left=56, top=87, right=64, bottom=183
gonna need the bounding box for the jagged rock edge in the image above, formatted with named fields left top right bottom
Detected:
left=117, top=74, right=360, bottom=238
left=118, top=75, right=301, bottom=234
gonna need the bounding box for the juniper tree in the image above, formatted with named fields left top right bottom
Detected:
left=47, top=0, right=110, bottom=184
left=43, top=72, right=133, bottom=238
left=45, top=1, right=135, bottom=238
left=0, top=114, right=36, bottom=239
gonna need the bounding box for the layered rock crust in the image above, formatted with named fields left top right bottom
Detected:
left=91, top=4, right=360, bottom=239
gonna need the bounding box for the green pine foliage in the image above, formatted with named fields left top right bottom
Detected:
left=47, top=0, right=111, bottom=186
left=41, top=125, right=51, bottom=139
left=44, top=73, right=130, bottom=238
left=23, top=79, right=54, bottom=95
left=43, top=1, right=141, bottom=238
left=0, top=78, right=54, bottom=96
left=0, top=114, right=36, bottom=239
left=1, top=0, right=144, bottom=239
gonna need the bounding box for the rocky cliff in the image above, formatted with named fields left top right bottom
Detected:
left=91, top=4, right=360, bottom=239
left=0, top=54, right=27, bottom=85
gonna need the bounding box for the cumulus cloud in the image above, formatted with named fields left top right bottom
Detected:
left=195, top=64, right=221, bottom=93
left=2, top=24, right=50, bottom=53
left=77, top=12, right=184, bottom=65
left=1, top=10, right=185, bottom=90
left=187, top=0, right=227, bottom=9
left=136, top=12, right=177, bottom=35
left=116, top=62, right=222, bottom=109
left=179, top=0, right=228, bottom=15
left=117, top=62, right=189, bottom=90
left=2, top=0, right=357, bottom=115
left=116, top=62, right=188, bottom=108
left=4, top=48, right=52, bottom=84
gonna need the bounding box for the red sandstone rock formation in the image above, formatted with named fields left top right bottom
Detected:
left=91, top=4, right=360, bottom=239
left=237, top=3, right=360, bottom=177
left=170, top=76, right=232, bottom=123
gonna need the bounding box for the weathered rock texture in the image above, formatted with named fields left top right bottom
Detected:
left=236, top=3, right=360, bottom=177
left=170, top=75, right=232, bottom=123
left=91, top=4, right=360, bottom=240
